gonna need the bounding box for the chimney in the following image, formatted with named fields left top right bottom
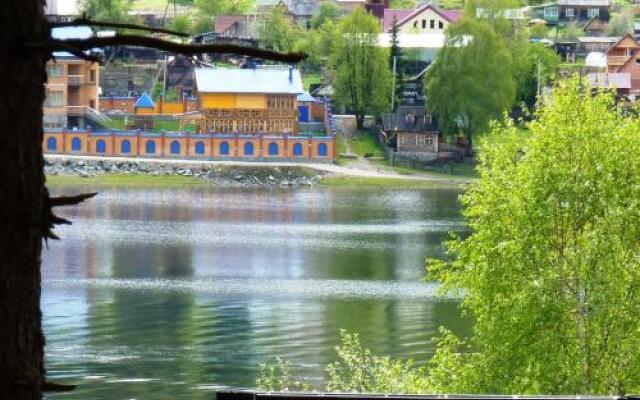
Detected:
left=289, top=65, right=293, bottom=82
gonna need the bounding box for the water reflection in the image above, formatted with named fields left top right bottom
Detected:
left=43, top=186, right=470, bottom=400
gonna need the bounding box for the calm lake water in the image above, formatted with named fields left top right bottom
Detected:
left=43, top=185, right=469, bottom=400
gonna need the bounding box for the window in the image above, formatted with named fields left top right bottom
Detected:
left=421, top=19, right=426, bottom=29
left=565, top=8, right=574, bottom=18
left=47, top=137, right=57, bottom=151
left=318, top=143, right=327, bottom=157
left=544, top=6, right=558, bottom=18
left=413, top=21, right=417, bottom=28
left=44, top=90, right=63, bottom=107
left=293, top=143, right=303, bottom=156
left=195, top=141, right=205, bottom=155
left=170, top=140, right=181, bottom=154
left=71, top=137, right=81, bottom=152
left=96, top=139, right=106, bottom=154
left=89, top=69, right=96, bottom=83
left=439, top=21, right=444, bottom=29
left=268, top=142, right=278, bottom=156
left=220, top=141, right=229, bottom=155
left=430, top=19, right=435, bottom=29
left=121, top=140, right=131, bottom=154
left=146, top=140, right=156, bottom=154
left=244, top=142, right=254, bottom=156
left=588, top=8, right=599, bottom=18
left=46, top=64, right=63, bottom=77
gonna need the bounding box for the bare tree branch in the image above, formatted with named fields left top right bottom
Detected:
left=33, top=35, right=308, bottom=63
left=47, top=41, right=102, bottom=63
left=49, top=18, right=190, bottom=38
left=49, top=192, right=98, bottom=207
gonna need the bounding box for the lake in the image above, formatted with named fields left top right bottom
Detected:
left=43, top=185, right=469, bottom=400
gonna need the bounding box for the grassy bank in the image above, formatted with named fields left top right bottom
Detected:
left=320, top=175, right=467, bottom=189
left=46, top=174, right=205, bottom=187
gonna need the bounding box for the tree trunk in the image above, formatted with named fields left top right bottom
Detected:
left=0, top=1, right=48, bottom=399
left=356, top=114, right=364, bottom=130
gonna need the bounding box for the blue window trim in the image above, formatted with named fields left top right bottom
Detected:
left=293, top=143, right=303, bottom=156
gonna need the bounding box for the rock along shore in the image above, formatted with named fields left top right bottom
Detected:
left=45, top=158, right=326, bottom=187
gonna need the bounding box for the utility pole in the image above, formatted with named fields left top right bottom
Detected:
left=163, top=53, right=168, bottom=101
left=391, top=56, right=397, bottom=111
left=536, top=57, right=541, bottom=100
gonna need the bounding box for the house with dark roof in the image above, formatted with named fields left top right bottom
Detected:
left=381, top=105, right=441, bottom=162
left=382, top=3, right=462, bottom=33
left=532, top=0, right=611, bottom=25
left=583, top=15, right=608, bottom=36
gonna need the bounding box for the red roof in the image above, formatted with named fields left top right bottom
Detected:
left=383, top=9, right=413, bottom=31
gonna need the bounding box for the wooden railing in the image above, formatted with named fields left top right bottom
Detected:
left=204, top=108, right=296, bottom=119
left=607, top=55, right=631, bottom=66
left=216, top=391, right=625, bottom=400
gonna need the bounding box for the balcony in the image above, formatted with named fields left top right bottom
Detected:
left=67, top=75, right=88, bottom=86
left=66, top=105, right=85, bottom=116
left=608, top=55, right=631, bottom=67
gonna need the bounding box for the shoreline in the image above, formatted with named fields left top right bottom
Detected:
left=44, top=155, right=470, bottom=189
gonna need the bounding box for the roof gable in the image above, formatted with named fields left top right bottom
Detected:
left=606, top=33, right=639, bottom=54
left=394, top=3, right=461, bottom=29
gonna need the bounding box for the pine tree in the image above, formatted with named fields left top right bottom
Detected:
left=389, top=17, right=404, bottom=110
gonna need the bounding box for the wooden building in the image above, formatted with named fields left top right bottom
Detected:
left=532, top=0, right=611, bottom=25
left=195, top=67, right=304, bottom=134
left=606, top=33, right=640, bottom=94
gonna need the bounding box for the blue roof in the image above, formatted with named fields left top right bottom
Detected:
left=297, top=92, right=318, bottom=102
left=195, top=67, right=304, bottom=94
left=135, top=92, right=155, bottom=109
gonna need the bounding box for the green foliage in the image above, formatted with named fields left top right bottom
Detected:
left=510, top=38, right=560, bottom=107
left=556, top=22, right=583, bottom=39
left=389, top=0, right=417, bottom=9
left=81, top=0, right=131, bottom=22
left=311, top=1, right=340, bottom=29
left=296, top=20, right=339, bottom=70
left=169, top=14, right=192, bottom=34
left=194, top=0, right=253, bottom=17
left=326, top=331, right=430, bottom=393
left=427, top=80, right=640, bottom=394
left=259, top=8, right=300, bottom=52
left=257, top=357, right=312, bottom=392
left=425, top=17, right=515, bottom=140
left=607, top=11, right=634, bottom=36
left=438, top=0, right=464, bottom=9
left=330, top=8, right=393, bottom=128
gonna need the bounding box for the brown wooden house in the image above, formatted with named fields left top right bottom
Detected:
left=606, top=33, right=640, bottom=94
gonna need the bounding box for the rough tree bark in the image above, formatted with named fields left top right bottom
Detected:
left=0, top=1, right=48, bottom=399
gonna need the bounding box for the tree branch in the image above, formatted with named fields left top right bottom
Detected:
left=48, top=42, right=102, bottom=63
left=50, top=192, right=98, bottom=207
left=49, top=18, right=190, bottom=38
left=38, top=35, right=307, bottom=63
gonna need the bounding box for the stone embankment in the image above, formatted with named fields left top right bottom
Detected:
left=45, top=158, right=325, bottom=186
